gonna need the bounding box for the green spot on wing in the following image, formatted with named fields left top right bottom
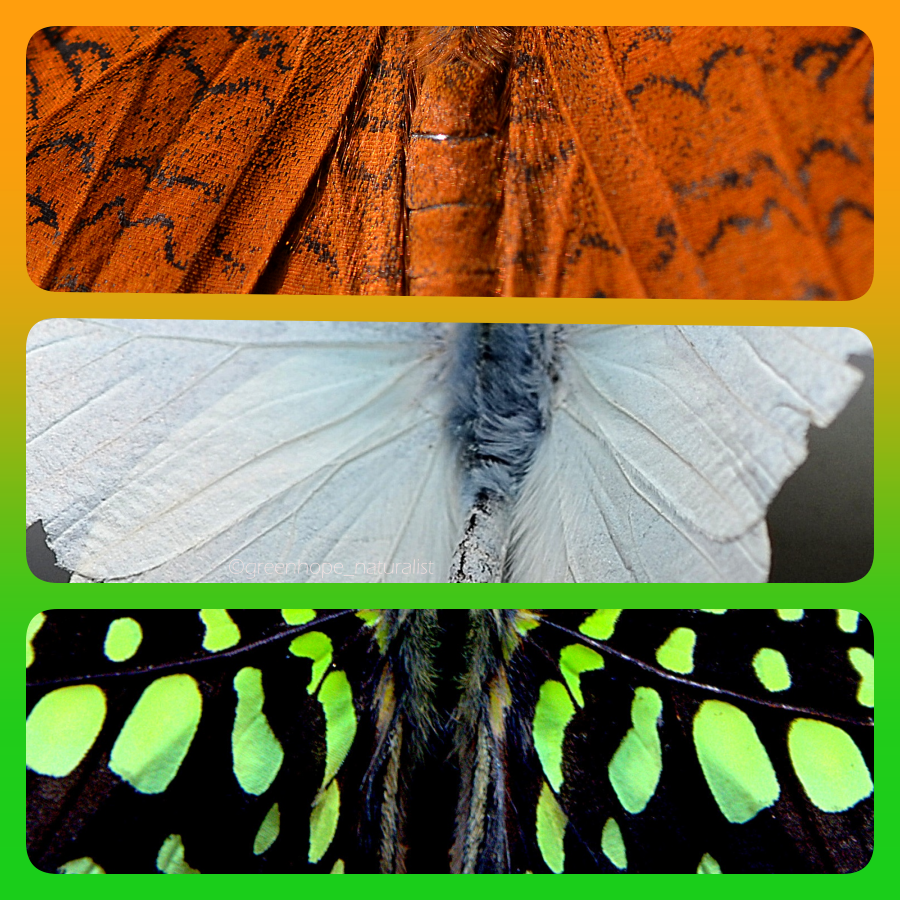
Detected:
left=656, top=627, right=696, bottom=674
left=837, top=610, right=860, bottom=633
left=579, top=609, right=621, bottom=641
left=26, top=685, right=107, bottom=778
left=331, top=859, right=345, bottom=874
left=110, top=674, right=202, bottom=794
left=282, top=609, right=316, bottom=625
left=788, top=718, right=873, bottom=812
left=559, top=644, right=604, bottom=706
left=26, top=612, right=46, bottom=668
left=777, top=609, right=804, bottom=621
left=697, top=853, right=721, bottom=874
left=533, top=680, right=575, bottom=792
left=608, top=687, right=663, bottom=814
left=290, top=631, right=334, bottom=693
left=357, top=610, right=387, bottom=651
left=752, top=647, right=791, bottom=692
left=232, top=667, right=284, bottom=796
left=104, top=617, right=143, bottom=662
left=699, top=609, right=727, bottom=615
left=601, top=818, right=627, bottom=871
left=693, top=700, right=780, bottom=824
left=253, top=803, right=281, bottom=856
left=848, top=647, right=874, bottom=707
left=309, top=780, right=340, bottom=864
left=318, top=670, right=357, bottom=789
left=514, top=611, right=542, bottom=636
left=199, top=609, right=240, bottom=651
left=58, top=858, right=106, bottom=874
left=536, top=782, right=567, bottom=874
left=156, top=834, right=200, bottom=874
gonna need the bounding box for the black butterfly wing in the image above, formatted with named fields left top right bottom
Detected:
left=517, top=609, right=873, bottom=873
left=26, top=609, right=378, bottom=873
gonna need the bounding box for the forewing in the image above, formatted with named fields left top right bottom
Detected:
left=27, top=320, right=459, bottom=582
left=509, top=325, right=869, bottom=582
left=500, top=26, right=873, bottom=299
left=26, top=609, right=381, bottom=873
left=523, top=609, right=874, bottom=873
left=26, top=27, right=394, bottom=293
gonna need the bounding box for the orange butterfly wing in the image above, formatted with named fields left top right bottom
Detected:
left=26, top=26, right=873, bottom=298
left=26, top=26, right=388, bottom=293
left=501, top=26, right=873, bottom=299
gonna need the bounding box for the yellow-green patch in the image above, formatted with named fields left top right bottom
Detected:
left=788, top=719, right=872, bottom=813
left=692, top=700, right=780, bottom=824
left=847, top=648, right=874, bottom=708
left=232, top=667, right=284, bottom=796
left=253, top=803, right=281, bottom=856
left=559, top=644, right=604, bottom=706
left=26, top=684, right=107, bottom=778
left=290, top=631, right=334, bottom=693
left=699, top=609, right=727, bottom=615
left=601, top=818, right=627, bottom=871
left=752, top=648, right=791, bottom=693
left=579, top=609, right=622, bottom=641
left=156, top=834, right=200, bottom=874
left=837, top=610, right=860, bottom=633
left=282, top=609, right=316, bottom=625
left=200, top=609, right=240, bottom=651
left=608, top=687, right=663, bottom=814
left=318, top=670, right=357, bottom=790
left=58, top=858, right=106, bottom=874
left=331, top=859, right=345, bottom=874
left=697, top=853, right=721, bottom=874
left=536, top=782, right=567, bottom=874
left=777, top=609, right=804, bottom=622
left=533, top=680, right=575, bottom=792
left=104, top=617, right=143, bottom=663
left=26, top=612, right=46, bottom=668
left=656, top=627, right=696, bottom=674
left=309, top=780, right=341, bottom=864
left=110, top=674, right=202, bottom=794
left=514, top=610, right=542, bottom=636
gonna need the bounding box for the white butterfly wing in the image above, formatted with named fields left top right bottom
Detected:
left=27, top=320, right=460, bottom=582
left=509, top=325, right=869, bottom=582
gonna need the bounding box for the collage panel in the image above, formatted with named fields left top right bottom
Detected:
left=26, top=320, right=872, bottom=584
left=26, top=26, right=873, bottom=299
left=25, top=608, right=874, bottom=873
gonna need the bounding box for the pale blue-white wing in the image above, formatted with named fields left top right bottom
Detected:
left=509, top=325, right=869, bottom=582
left=27, top=320, right=460, bottom=582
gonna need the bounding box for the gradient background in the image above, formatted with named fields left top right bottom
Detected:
left=9, top=3, right=895, bottom=895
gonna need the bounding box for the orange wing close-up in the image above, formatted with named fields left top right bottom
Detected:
left=25, top=26, right=873, bottom=298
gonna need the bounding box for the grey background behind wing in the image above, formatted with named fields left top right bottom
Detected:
left=767, top=353, right=873, bottom=582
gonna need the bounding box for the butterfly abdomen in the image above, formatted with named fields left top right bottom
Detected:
left=447, top=325, right=556, bottom=581
left=406, top=28, right=516, bottom=295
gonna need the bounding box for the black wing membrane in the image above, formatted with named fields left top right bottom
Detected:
left=27, top=610, right=370, bottom=873
left=25, top=609, right=873, bottom=873
left=525, top=609, right=873, bottom=873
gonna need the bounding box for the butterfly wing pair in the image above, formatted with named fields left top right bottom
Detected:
left=26, top=321, right=869, bottom=583
left=25, top=609, right=874, bottom=873
left=26, top=26, right=874, bottom=297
